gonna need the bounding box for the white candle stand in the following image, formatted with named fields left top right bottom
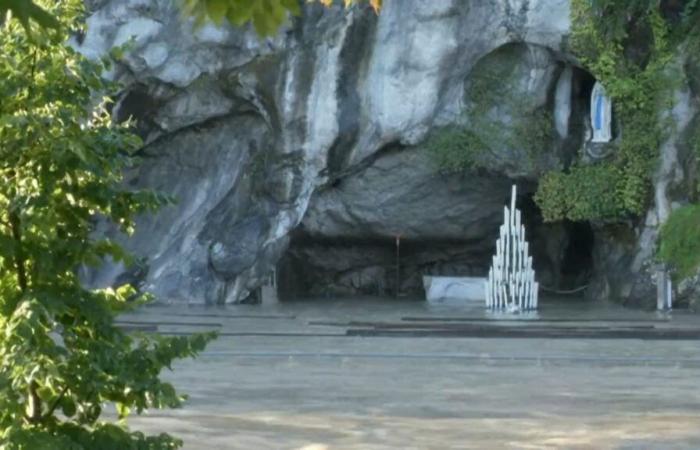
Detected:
left=485, top=185, right=539, bottom=311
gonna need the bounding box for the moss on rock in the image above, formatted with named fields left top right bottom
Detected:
left=659, top=204, right=700, bottom=280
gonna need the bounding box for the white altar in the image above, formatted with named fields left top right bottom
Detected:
left=423, top=276, right=486, bottom=303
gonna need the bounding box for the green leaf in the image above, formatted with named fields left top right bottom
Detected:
left=1, top=0, right=60, bottom=33
left=185, top=0, right=381, bottom=35
left=205, top=0, right=228, bottom=24
left=26, top=2, right=60, bottom=29
left=37, top=386, right=55, bottom=402
left=61, top=397, right=77, bottom=417
left=280, top=0, right=302, bottom=16
left=225, top=0, right=255, bottom=26
left=115, top=402, right=130, bottom=419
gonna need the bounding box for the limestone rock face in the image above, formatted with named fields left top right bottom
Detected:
left=302, top=148, right=516, bottom=241
left=79, top=0, right=581, bottom=303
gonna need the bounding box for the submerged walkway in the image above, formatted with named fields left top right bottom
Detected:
left=118, top=299, right=700, bottom=449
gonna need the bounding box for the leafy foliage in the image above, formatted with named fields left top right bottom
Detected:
left=2, top=0, right=381, bottom=37
left=0, top=1, right=215, bottom=448
left=180, top=0, right=380, bottom=35
left=0, top=0, right=59, bottom=34
left=586, top=0, right=657, bottom=41
left=535, top=0, right=678, bottom=222
left=427, top=110, right=553, bottom=174
left=588, top=0, right=700, bottom=39
left=535, top=165, right=624, bottom=222
left=426, top=125, right=491, bottom=172
left=658, top=205, right=700, bottom=280
left=180, top=0, right=303, bottom=35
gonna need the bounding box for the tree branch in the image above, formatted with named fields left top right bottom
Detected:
left=9, top=211, right=27, bottom=293
left=24, top=380, right=42, bottom=424
left=43, top=385, right=69, bottom=420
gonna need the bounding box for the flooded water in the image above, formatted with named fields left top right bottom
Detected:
left=117, top=298, right=700, bottom=449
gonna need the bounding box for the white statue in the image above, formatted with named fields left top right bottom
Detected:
left=485, top=185, right=539, bottom=311
left=590, top=81, right=612, bottom=143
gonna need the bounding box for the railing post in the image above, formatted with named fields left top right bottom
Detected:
left=656, top=264, right=673, bottom=311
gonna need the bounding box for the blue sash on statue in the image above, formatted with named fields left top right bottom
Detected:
left=594, top=93, right=603, bottom=131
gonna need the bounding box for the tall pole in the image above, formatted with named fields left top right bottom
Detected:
left=395, top=234, right=401, bottom=298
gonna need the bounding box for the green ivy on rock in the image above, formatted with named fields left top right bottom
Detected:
left=534, top=0, right=676, bottom=222
left=658, top=204, right=700, bottom=280
left=426, top=46, right=554, bottom=175
left=535, top=164, right=624, bottom=221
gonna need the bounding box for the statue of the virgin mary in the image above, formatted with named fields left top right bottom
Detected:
left=590, top=81, right=612, bottom=143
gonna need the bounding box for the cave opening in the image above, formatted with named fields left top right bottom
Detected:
left=518, top=193, right=595, bottom=297
left=576, top=68, right=597, bottom=104
left=277, top=191, right=596, bottom=302
left=277, top=230, right=493, bottom=301
left=568, top=67, right=597, bottom=143
left=560, top=221, right=595, bottom=287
